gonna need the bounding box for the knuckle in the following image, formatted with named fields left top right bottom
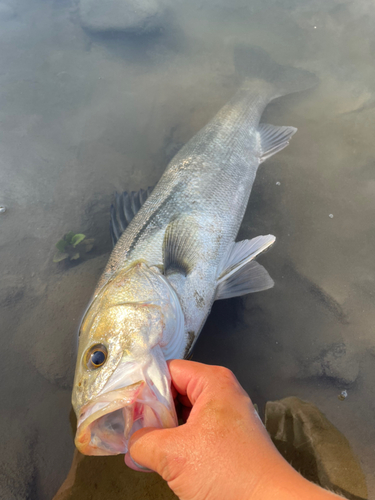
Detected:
left=210, top=366, right=240, bottom=390
left=213, top=365, right=236, bottom=382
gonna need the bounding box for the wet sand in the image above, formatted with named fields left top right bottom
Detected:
left=0, top=0, right=374, bottom=498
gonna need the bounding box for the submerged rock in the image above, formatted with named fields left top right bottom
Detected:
left=302, top=342, right=360, bottom=386
left=265, top=397, right=368, bottom=500
left=79, top=0, right=164, bottom=34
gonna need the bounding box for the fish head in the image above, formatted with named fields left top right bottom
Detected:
left=72, top=261, right=185, bottom=455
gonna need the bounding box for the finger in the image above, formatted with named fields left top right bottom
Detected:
left=128, top=426, right=185, bottom=479
left=178, top=394, right=192, bottom=407
left=124, top=453, right=153, bottom=473
left=167, top=359, right=213, bottom=403
left=168, top=359, right=207, bottom=395
left=168, top=359, right=247, bottom=406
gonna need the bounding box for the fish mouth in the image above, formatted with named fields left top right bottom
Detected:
left=75, top=380, right=177, bottom=456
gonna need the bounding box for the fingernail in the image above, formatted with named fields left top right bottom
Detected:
left=129, top=453, right=152, bottom=472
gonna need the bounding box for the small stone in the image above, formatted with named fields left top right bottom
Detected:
left=329, top=214, right=334, bottom=218
left=338, top=390, right=348, bottom=401
left=0, top=205, right=7, bottom=213
left=276, top=181, right=281, bottom=186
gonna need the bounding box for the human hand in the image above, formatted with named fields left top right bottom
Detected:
left=125, top=360, right=343, bottom=500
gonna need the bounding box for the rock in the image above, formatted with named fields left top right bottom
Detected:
left=265, top=397, right=368, bottom=500
left=79, top=0, right=164, bottom=34
left=53, top=450, right=177, bottom=500
left=302, top=343, right=360, bottom=386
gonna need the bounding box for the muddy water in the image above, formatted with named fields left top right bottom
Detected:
left=0, top=0, right=374, bottom=498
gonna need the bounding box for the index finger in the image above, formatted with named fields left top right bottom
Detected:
left=167, top=359, right=248, bottom=406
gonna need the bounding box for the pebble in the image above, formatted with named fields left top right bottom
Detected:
left=0, top=205, right=7, bottom=214
left=338, top=390, right=348, bottom=401
left=329, top=214, right=334, bottom=218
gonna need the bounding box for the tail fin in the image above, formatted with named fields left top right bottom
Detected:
left=234, top=45, right=318, bottom=98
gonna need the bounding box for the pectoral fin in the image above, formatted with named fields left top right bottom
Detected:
left=163, top=217, right=201, bottom=277
left=216, top=235, right=275, bottom=300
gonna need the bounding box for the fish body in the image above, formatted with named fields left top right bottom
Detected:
left=72, top=47, right=316, bottom=455
left=102, top=87, right=274, bottom=346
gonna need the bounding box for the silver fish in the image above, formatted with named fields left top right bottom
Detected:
left=72, top=47, right=316, bottom=455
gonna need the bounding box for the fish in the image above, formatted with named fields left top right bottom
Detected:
left=72, top=47, right=316, bottom=456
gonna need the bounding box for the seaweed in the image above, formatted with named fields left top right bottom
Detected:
left=53, top=232, right=94, bottom=263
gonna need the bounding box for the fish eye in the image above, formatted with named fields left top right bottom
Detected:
left=85, top=344, right=108, bottom=369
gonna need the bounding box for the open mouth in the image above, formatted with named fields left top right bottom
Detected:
left=75, top=380, right=177, bottom=456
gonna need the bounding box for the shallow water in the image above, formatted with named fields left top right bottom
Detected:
left=1, top=0, right=374, bottom=498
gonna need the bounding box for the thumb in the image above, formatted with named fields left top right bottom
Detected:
left=125, top=426, right=184, bottom=478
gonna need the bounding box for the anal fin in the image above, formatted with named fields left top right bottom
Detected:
left=258, top=123, right=297, bottom=163
left=216, top=235, right=275, bottom=300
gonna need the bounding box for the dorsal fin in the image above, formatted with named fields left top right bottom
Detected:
left=110, top=187, right=153, bottom=246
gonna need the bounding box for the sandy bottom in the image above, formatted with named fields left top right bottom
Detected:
left=0, top=0, right=374, bottom=498
left=53, top=452, right=178, bottom=500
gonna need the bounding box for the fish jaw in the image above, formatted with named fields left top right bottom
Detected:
left=74, top=347, right=178, bottom=456
left=75, top=380, right=177, bottom=455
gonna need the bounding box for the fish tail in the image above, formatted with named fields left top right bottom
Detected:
left=234, top=45, right=318, bottom=99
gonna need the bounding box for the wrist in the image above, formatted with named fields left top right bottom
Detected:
left=252, top=457, right=343, bottom=500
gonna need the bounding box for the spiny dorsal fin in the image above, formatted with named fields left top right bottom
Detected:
left=258, top=124, right=297, bottom=163
left=110, top=187, right=153, bottom=246
left=216, top=235, right=275, bottom=300
left=163, top=217, right=201, bottom=277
